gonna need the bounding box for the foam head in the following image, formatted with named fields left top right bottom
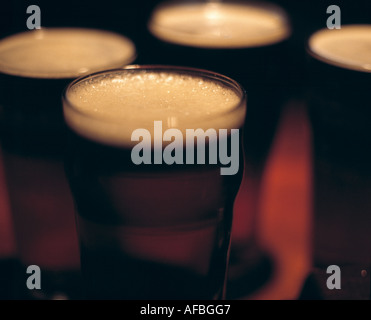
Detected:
left=148, top=1, right=291, bottom=48
left=308, top=25, right=371, bottom=73
left=0, top=28, right=136, bottom=78
left=63, top=67, right=246, bottom=147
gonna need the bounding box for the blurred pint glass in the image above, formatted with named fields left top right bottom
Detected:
left=146, top=0, right=292, bottom=297
left=0, top=28, right=136, bottom=299
left=306, top=25, right=371, bottom=266
left=147, top=0, right=292, bottom=168
left=63, top=66, right=246, bottom=299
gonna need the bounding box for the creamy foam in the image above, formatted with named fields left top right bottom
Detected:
left=148, top=1, right=291, bottom=48
left=308, top=25, right=371, bottom=73
left=0, top=28, right=136, bottom=78
left=64, top=68, right=245, bottom=147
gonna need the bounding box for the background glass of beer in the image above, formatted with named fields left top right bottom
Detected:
left=306, top=25, right=371, bottom=268
left=63, top=65, right=246, bottom=299
left=145, top=0, right=292, bottom=297
left=0, top=27, right=136, bottom=299
left=146, top=0, right=292, bottom=167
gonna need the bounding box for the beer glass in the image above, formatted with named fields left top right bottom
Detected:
left=0, top=27, right=136, bottom=299
left=146, top=0, right=292, bottom=297
left=146, top=0, right=292, bottom=164
left=306, top=25, right=371, bottom=267
left=63, top=65, right=246, bottom=299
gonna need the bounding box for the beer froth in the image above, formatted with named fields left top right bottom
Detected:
left=309, top=25, right=371, bottom=73
left=64, top=69, right=245, bottom=147
left=0, top=28, right=136, bottom=78
left=148, top=2, right=291, bottom=48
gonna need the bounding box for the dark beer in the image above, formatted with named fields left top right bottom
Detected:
left=306, top=25, right=371, bottom=266
left=145, top=0, right=292, bottom=297
left=146, top=0, right=292, bottom=167
left=63, top=66, right=246, bottom=299
left=0, top=28, right=136, bottom=299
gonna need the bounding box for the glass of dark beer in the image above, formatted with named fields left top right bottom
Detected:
left=63, top=65, right=247, bottom=299
left=146, top=0, right=292, bottom=162
left=146, top=0, right=292, bottom=297
left=306, top=25, right=371, bottom=267
left=0, top=27, right=136, bottom=299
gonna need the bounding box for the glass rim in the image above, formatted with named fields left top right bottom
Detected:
left=306, top=24, right=371, bottom=74
left=62, top=64, right=247, bottom=126
left=0, top=27, right=137, bottom=79
left=147, top=0, right=292, bottom=49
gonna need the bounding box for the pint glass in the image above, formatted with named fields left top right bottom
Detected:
left=0, top=27, right=136, bottom=299
left=146, top=0, right=292, bottom=297
left=306, top=25, right=371, bottom=266
left=63, top=66, right=246, bottom=299
left=146, top=0, right=292, bottom=169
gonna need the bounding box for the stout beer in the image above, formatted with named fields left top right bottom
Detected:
left=63, top=66, right=246, bottom=299
left=306, top=25, right=371, bottom=266
left=146, top=0, right=292, bottom=168
left=146, top=1, right=292, bottom=296
left=0, top=27, right=136, bottom=299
